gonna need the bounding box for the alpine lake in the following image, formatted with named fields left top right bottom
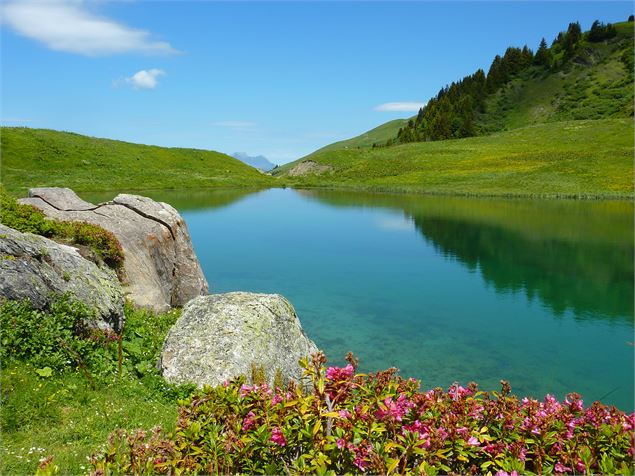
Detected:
left=85, top=188, right=634, bottom=412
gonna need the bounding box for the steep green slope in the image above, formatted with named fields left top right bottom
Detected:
left=310, top=119, right=408, bottom=155
left=279, top=118, right=633, bottom=198
left=479, top=21, right=634, bottom=133
left=0, top=127, right=273, bottom=195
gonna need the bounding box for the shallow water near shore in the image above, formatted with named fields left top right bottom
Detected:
left=86, top=188, right=635, bottom=411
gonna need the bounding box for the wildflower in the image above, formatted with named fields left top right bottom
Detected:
left=325, top=364, right=355, bottom=381
left=242, top=411, right=256, bottom=432
left=270, top=427, right=286, bottom=446
left=336, top=438, right=346, bottom=449
left=240, top=384, right=252, bottom=397
left=554, top=462, right=571, bottom=474
left=339, top=409, right=352, bottom=419
left=270, top=394, right=283, bottom=406
left=467, top=436, right=480, bottom=446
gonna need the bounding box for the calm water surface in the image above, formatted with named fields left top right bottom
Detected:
left=88, top=188, right=635, bottom=411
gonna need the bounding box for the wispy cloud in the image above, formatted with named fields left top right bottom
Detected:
left=124, top=69, right=165, bottom=90
left=374, top=102, right=426, bottom=112
left=1, top=0, right=178, bottom=56
left=210, top=121, right=256, bottom=130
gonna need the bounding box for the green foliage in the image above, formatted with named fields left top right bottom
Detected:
left=90, top=353, right=635, bottom=475
left=587, top=20, right=617, bottom=42
left=0, top=187, right=57, bottom=236
left=0, top=298, right=192, bottom=475
left=0, top=127, right=274, bottom=196
left=0, top=296, right=118, bottom=375
left=0, top=187, right=124, bottom=269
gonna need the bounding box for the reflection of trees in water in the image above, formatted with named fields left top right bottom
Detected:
left=300, top=189, right=634, bottom=323
left=411, top=215, right=633, bottom=321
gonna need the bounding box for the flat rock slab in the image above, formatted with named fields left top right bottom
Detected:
left=160, top=292, right=319, bottom=387
left=0, top=223, right=125, bottom=332
left=19, top=188, right=208, bottom=312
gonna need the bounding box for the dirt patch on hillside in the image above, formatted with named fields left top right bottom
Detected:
left=286, top=160, right=333, bottom=177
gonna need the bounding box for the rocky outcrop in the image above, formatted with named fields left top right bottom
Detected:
left=286, top=160, right=333, bottom=177
left=160, top=292, right=318, bottom=387
left=0, top=224, right=124, bottom=332
left=19, top=188, right=208, bottom=312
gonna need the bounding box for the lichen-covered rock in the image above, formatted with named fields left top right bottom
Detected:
left=160, top=292, right=319, bottom=387
left=19, top=187, right=208, bottom=312
left=0, top=223, right=124, bottom=332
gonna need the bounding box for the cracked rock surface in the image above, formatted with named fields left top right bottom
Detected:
left=19, top=188, right=208, bottom=312
left=160, top=292, right=319, bottom=387
left=0, top=223, right=125, bottom=332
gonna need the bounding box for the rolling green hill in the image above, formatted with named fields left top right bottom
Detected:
left=307, top=119, right=409, bottom=156
left=277, top=118, right=634, bottom=199
left=1, top=127, right=273, bottom=196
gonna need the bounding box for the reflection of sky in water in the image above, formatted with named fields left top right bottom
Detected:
left=174, top=188, right=634, bottom=412
left=375, top=215, right=414, bottom=232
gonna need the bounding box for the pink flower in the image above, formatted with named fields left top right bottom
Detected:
left=222, top=380, right=229, bottom=388
left=495, top=471, right=517, bottom=476
left=270, top=427, right=286, bottom=446
left=270, top=394, right=283, bottom=406
left=325, top=364, right=355, bottom=381
left=467, top=436, right=480, bottom=446
left=242, top=411, right=256, bottom=431
left=336, top=438, right=346, bottom=449
left=353, top=455, right=368, bottom=471
left=554, top=462, right=571, bottom=474
left=339, top=409, right=352, bottom=419
left=575, top=459, right=586, bottom=473
left=240, top=384, right=252, bottom=397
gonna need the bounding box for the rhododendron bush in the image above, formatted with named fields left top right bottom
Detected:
left=90, top=353, right=634, bottom=475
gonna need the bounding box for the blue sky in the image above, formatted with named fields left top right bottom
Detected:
left=1, top=1, right=632, bottom=164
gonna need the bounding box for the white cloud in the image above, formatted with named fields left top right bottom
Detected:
left=210, top=121, right=256, bottom=129
left=1, top=0, right=178, bottom=56
left=374, top=102, right=426, bottom=112
left=125, top=69, right=165, bottom=89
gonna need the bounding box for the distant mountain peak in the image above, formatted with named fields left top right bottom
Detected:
left=231, top=152, right=276, bottom=171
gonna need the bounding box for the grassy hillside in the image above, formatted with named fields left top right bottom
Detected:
left=1, top=127, right=274, bottom=196
left=305, top=119, right=409, bottom=157
left=479, top=21, right=634, bottom=133
left=278, top=118, right=633, bottom=199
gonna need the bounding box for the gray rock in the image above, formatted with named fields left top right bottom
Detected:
left=0, top=224, right=125, bottom=332
left=160, top=292, right=318, bottom=387
left=19, top=188, right=208, bottom=312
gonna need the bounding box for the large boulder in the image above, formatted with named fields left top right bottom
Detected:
left=0, top=224, right=125, bottom=332
left=160, top=292, right=319, bottom=387
left=19, top=188, right=208, bottom=312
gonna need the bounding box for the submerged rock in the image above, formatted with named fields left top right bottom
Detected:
left=160, top=292, right=319, bottom=387
left=0, top=223, right=125, bottom=332
left=19, top=187, right=208, bottom=312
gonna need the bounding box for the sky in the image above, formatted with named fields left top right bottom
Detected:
left=1, top=1, right=633, bottom=164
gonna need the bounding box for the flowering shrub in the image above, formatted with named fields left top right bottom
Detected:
left=90, top=353, right=634, bottom=475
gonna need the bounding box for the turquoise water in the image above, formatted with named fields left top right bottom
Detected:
left=86, top=188, right=635, bottom=411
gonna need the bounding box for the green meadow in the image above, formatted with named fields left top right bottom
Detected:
left=1, top=127, right=274, bottom=196
left=277, top=118, right=634, bottom=198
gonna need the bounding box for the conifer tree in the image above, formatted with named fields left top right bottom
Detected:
left=534, top=38, right=551, bottom=66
